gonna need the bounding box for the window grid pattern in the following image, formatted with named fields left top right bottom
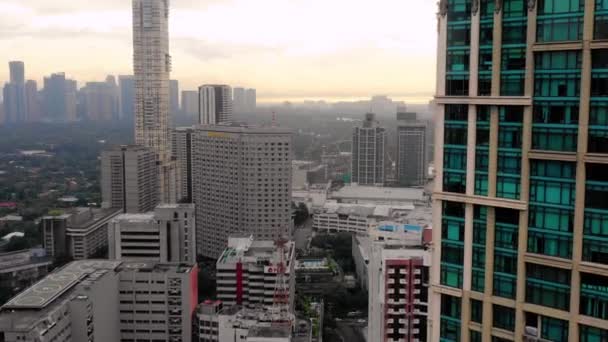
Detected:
left=493, top=209, right=519, bottom=299
left=528, top=160, right=576, bottom=259
left=440, top=295, right=462, bottom=342
left=475, top=106, right=490, bottom=196
left=595, top=0, right=608, bottom=39
left=536, top=0, right=584, bottom=43
left=589, top=50, right=608, bottom=153
left=496, top=107, right=523, bottom=200
left=446, top=0, right=471, bottom=96
left=441, top=201, right=465, bottom=289
left=501, top=0, right=528, bottom=96
left=583, top=163, right=608, bottom=265
left=580, top=273, right=608, bottom=320
left=444, top=105, right=468, bottom=194
left=525, top=263, right=572, bottom=311
left=533, top=51, right=581, bottom=152
left=478, top=0, right=494, bottom=96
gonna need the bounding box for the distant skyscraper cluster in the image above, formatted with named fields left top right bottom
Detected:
left=233, top=87, right=257, bottom=114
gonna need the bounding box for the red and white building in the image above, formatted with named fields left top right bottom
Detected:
left=367, top=223, right=431, bottom=342
left=216, top=236, right=295, bottom=310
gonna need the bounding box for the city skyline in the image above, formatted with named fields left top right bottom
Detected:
left=0, top=0, right=437, bottom=103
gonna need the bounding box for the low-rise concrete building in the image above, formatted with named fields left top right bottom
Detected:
left=313, top=202, right=414, bottom=235
left=108, top=204, right=196, bottom=263
left=42, top=207, right=121, bottom=260
left=0, top=260, right=198, bottom=342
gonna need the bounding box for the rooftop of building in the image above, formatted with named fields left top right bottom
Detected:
left=319, top=202, right=415, bottom=218
left=329, top=185, right=425, bottom=202
left=217, top=236, right=294, bottom=266
left=0, top=248, right=52, bottom=271
left=2, top=260, right=195, bottom=311
left=156, top=203, right=195, bottom=210
left=111, top=212, right=155, bottom=223
left=247, top=326, right=292, bottom=339
left=103, top=144, right=154, bottom=153
left=195, top=124, right=293, bottom=135
left=44, top=207, right=121, bottom=232
left=295, top=258, right=330, bottom=271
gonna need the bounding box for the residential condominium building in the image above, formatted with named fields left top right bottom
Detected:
left=101, top=145, right=159, bottom=213
left=432, top=1, right=608, bottom=341
left=367, top=223, right=431, bottom=342
left=192, top=125, right=293, bottom=258
left=216, top=236, right=295, bottom=310
left=351, top=113, right=387, bottom=186
left=132, top=0, right=177, bottom=203
left=396, top=110, right=428, bottom=186
left=198, top=84, right=233, bottom=125
left=108, top=204, right=196, bottom=263
left=42, top=207, right=121, bottom=260
left=0, top=260, right=198, bottom=342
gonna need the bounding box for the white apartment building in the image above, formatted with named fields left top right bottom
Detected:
left=198, top=85, right=233, bottom=125
left=0, top=260, right=198, bottom=342
left=108, top=204, right=196, bottom=263
left=366, top=223, right=431, bottom=342
left=192, top=125, right=293, bottom=258
left=216, top=236, right=295, bottom=310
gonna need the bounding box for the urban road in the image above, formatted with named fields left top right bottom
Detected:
left=335, top=320, right=366, bottom=342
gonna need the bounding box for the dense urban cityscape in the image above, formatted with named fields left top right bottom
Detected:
left=0, top=0, right=607, bottom=341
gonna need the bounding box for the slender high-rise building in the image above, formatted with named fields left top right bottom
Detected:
left=396, top=110, right=428, bottom=186
left=192, top=125, right=293, bottom=258
left=101, top=145, right=159, bottom=214
left=170, top=79, right=179, bottom=115
left=172, top=127, right=194, bottom=202
left=233, top=86, right=246, bottom=113
left=432, top=1, right=608, bottom=341
left=2, top=61, right=26, bottom=124
left=24, top=80, right=40, bottom=122
left=352, top=113, right=387, bottom=186
left=132, top=0, right=177, bottom=203
left=245, top=88, right=257, bottom=113
left=181, top=90, right=198, bottom=117
left=198, top=84, right=233, bottom=125
left=118, top=75, right=135, bottom=121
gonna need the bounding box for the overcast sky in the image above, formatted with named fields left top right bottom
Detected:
left=0, top=0, right=437, bottom=103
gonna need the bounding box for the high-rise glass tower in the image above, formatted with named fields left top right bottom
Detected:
left=432, top=1, right=608, bottom=341
left=132, top=0, right=177, bottom=203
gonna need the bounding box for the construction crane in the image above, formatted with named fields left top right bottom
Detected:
left=271, top=237, right=292, bottom=327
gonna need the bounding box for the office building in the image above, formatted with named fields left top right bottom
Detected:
left=101, top=145, right=159, bottom=213
left=216, top=236, right=295, bottom=310
left=108, top=204, right=196, bottom=263
left=172, top=126, right=194, bottom=202
left=432, top=1, right=608, bottom=341
left=118, top=75, right=135, bottom=121
left=42, top=73, right=77, bottom=122
left=351, top=113, right=387, bottom=186
left=245, top=88, right=257, bottom=113
left=194, top=303, right=295, bottom=342
left=170, top=79, right=179, bottom=115
left=181, top=90, right=198, bottom=116
left=367, top=223, right=431, bottom=342
left=132, top=0, right=176, bottom=202
left=42, top=207, right=121, bottom=259
left=233, top=86, right=246, bottom=113
left=0, top=260, right=198, bottom=342
left=2, top=61, right=26, bottom=124
left=396, top=110, right=428, bottom=186
left=192, top=125, right=293, bottom=258
left=24, top=80, right=40, bottom=122
left=198, top=84, right=233, bottom=125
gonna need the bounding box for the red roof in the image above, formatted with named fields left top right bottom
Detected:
left=0, top=202, right=17, bottom=208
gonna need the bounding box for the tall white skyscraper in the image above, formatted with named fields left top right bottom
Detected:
left=198, top=84, right=233, bottom=125
left=352, top=113, right=387, bottom=186
left=132, top=0, right=177, bottom=203
left=233, top=87, right=245, bottom=113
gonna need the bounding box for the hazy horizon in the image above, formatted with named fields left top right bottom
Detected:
left=0, top=0, right=438, bottom=103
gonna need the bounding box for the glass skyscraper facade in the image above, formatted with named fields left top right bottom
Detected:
left=433, top=0, right=608, bottom=340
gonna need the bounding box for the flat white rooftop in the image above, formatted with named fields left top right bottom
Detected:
left=330, top=186, right=425, bottom=202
